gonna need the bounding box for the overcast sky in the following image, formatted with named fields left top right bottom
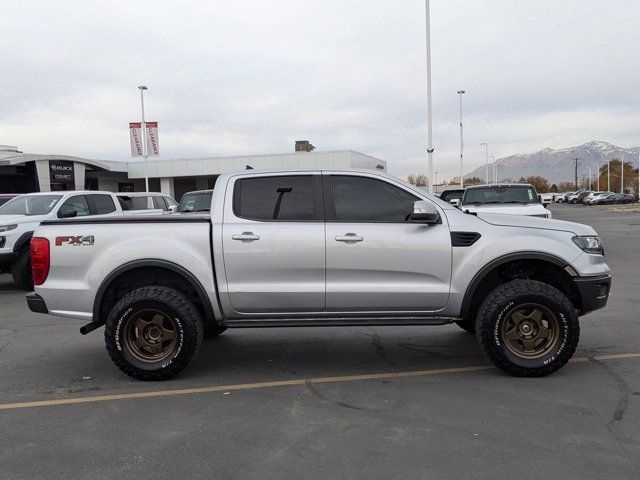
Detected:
left=2, top=0, right=639, bottom=179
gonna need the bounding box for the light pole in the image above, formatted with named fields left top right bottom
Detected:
left=480, top=143, right=489, bottom=183
left=425, top=0, right=434, bottom=194
left=490, top=156, right=495, bottom=183
left=621, top=155, right=624, bottom=193
left=457, top=90, right=465, bottom=188
left=138, top=85, right=149, bottom=192
left=593, top=164, right=599, bottom=191
left=607, top=159, right=610, bottom=191
left=435, top=171, right=439, bottom=191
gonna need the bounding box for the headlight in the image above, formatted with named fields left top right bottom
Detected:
left=572, top=236, right=604, bottom=255
left=0, top=224, right=18, bottom=233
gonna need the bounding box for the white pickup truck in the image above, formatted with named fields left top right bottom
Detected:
left=27, top=169, right=611, bottom=380
left=0, top=191, right=162, bottom=289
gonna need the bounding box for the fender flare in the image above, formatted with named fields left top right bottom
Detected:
left=93, top=259, right=217, bottom=325
left=459, top=251, right=570, bottom=318
left=13, top=231, right=34, bottom=252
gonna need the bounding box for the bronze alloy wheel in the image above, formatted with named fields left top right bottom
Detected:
left=123, top=309, right=178, bottom=363
left=501, top=303, right=560, bottom=359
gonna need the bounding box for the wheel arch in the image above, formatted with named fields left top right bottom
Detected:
left=460, top=252, right=581, bottom=320
left=93, top=259, right=218, bottom=327
left=13, top=231, right=34, bottom=252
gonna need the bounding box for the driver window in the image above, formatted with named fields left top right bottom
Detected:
left=330, top=176, right=418, bottom=222
left=60, top=195, right=91, bottom=217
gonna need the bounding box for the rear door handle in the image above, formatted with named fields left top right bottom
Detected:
left=335, top=233, right=363, bottom=243
left=232, top=232, right=260, bottom=242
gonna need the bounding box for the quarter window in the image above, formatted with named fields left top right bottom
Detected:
left=330, top=176, right=418, bottom=222
left=234, top=176, right=314, bottom=221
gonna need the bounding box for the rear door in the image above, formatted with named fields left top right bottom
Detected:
left=221, top=173, right=325, bottom=315
left=324, top=174, right=452, bottom=313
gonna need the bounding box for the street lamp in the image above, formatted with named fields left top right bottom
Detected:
left=138, top=85, right=149, bottom=192
left=607, top=159, right=610, bottom=191
left=593, top=163, right=599, bottom=191
left=480, top=143, right=489, bottom=183
left=620, top=155, right=624, bottom=193
left=588, top=166, right=592, bottom=190
left=435, top=171, right=439, bottom=190
left=457, top=90, right=465, bottom=188
left=425, top=0, right=434, bottom=194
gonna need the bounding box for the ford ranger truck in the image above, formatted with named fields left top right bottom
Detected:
left=26, top=170, right=611, bottom=380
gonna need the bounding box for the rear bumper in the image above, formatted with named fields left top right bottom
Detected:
left=26, top=293, right=49, bottom=314
left=573, top=274, right=611, bottom=315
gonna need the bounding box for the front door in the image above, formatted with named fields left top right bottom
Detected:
left=221, top=174, right=325, bottom=315
left=324, top=174, right=452, bottom=313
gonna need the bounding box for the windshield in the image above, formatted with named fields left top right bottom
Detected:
left=462, top=186, right=539, bottom=205
left=0, top=194, right=62, bottom=216
left=178, top=192, right=212, bottom=212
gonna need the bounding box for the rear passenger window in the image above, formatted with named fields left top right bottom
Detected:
left=89, top=195, right=116, bottom=215
left=152, top=196, right=167, bottom=210
left=234, top=176, right=314, bottom=221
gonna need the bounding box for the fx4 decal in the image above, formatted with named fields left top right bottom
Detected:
left=55, top=235, right=95, bottom=246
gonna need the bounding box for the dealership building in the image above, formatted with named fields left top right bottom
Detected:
left=0, top=144, right=387, bottom=200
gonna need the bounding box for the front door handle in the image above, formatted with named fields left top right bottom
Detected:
left=232, top=232, right=260, bottom=242
left=335, top=233, right=364, bottom=243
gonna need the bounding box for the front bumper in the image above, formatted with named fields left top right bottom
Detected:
left=26, top=293, right=49, bottom=314
left=573, top=274, right=611, bottom=315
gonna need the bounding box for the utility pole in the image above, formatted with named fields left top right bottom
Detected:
left=425, top=0, right=434, bottom=194
left=607, top=160, right=610, bottom=191
left=574, top=158, right=579, bottom=190
left=593, top=164, right=600, bottom=191
left=457, top=90, right=465, bottom=188
left=621, top=155, right=624, bottom=193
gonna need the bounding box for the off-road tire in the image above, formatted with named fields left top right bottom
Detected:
left=11, top=246, right=33, bottom=291
left=204, top=324, right=227, bottom=339
left=475, top=279, right=579, bottom=377
left=455, top=317, right=475, bottom=334
left=105, top=286, right=203, bottom=381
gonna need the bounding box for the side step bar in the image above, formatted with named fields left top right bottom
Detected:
left=223, top=317, right=460, bottom=328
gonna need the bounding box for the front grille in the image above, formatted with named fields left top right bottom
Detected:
left=451, top=232, right=481, bottom=247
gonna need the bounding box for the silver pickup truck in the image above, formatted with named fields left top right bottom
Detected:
left=26, top=169, right=611, bottom=380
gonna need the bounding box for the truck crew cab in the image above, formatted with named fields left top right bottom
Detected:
left=26, top=170, right=611, bottom=380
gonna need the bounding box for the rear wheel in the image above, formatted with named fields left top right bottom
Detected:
left=105, top=286, right=203, bottom=381
left=475, top=279, right=579, bottom=377
left=11, top=246, right=33, bottom=291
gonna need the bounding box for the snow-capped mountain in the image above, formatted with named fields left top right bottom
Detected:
left=465, top=141, right=639, bottom=185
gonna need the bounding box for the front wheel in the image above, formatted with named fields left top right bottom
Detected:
left=475, top=280, right=579, bottom=377
left=105, top=286, right=203, bottom=381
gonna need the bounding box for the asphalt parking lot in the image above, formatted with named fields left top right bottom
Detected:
left=1, top=204, right=639, bottom=480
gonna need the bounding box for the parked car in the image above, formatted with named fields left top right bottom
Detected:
left=584, top=192, right=613, bottom=205
left=27, top=169, right=610, bottom=380
left=555, top=192, right=574, bottom=203
left=0, top=194, right=18, bottom=206
left=461, top=184, right=552, bottom=218
left=592, top=193, right=635, bottom=205
left=116, top=192, right=178, bottom=213
left=177, top=189, right=214, bottom=213
left=538, top=193, right=553, bottom=206
left=568, top=191, right=591, bottom=204
left=0, top=191, right=164, bottom=290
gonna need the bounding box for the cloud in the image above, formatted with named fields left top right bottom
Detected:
left=1, top=0, right=639, bottom=179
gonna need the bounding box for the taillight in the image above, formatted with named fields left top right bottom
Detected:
left=30, top=237, right=50, bottom=286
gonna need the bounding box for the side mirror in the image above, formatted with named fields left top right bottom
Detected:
left=58, top=208, right=77, bottom=219
left=410, top=200, right=439, bottom=224
left=168, top=205, right=178, bottom=213
left=449, top=198, right=461, bottom=207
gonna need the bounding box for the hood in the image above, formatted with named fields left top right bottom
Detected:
left=0, top=214, right=29, bottom=224
left=476, top=213, right=597, bottom=236
left=462, top=203, right=548, bottom=216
